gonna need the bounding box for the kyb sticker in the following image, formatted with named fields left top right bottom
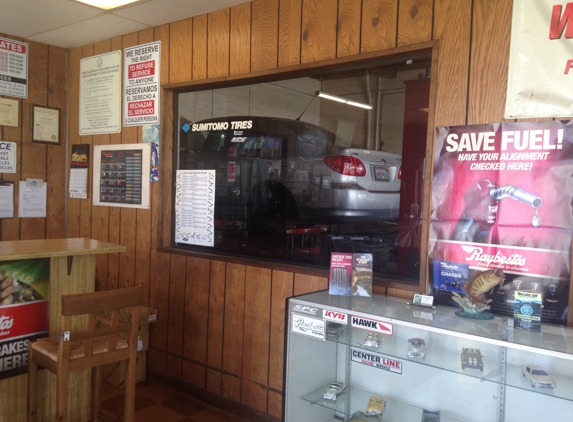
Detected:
left=351, top=348, right=402, bottom=374
left=323, top=309, right=348, bottom=325
left=292, top=304, right=319, bottom=315
left=351, top=315, right=393, bottom=335
left=291, top=313, right=325, bottom=340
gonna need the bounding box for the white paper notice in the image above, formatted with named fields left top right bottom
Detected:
left=0, top=184, right=14, bottom=218
left=175, top=170, right=215, bottom=247
left=19, top=180, right=47, bottom=218
left=69, top=168, right=88, bottom=199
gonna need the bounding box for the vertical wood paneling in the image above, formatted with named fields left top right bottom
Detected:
left=167, top=253, right=187, bottom=379
left=293, top=273, right=328, bottom=295
left=278, top=0, right=302, bottom=67
left=398, top=0, right=433, bottom=46
left=206, top=260, right=226, bottom=394
left=337, top=0, right=362, bottom=57
left=432, top=0, right=472, bottom=126
left=184, top=257, right=211, bottom=364
left=79, top=44, right=94, bottom=242
left=251, top=0, right=278, bottom=72
left=46, top=46, right=67, bottom=240
left=467, top=0, right=512, bottom=124
left=21, top=41, right=48, bottom=240
left=149, top=250, right=171, bottom=357
left=159, top=90, right=174, bottom=248
left=241, top=266, right=271, bottom=412
left=169, top=18, right=193, bottom=83
left=230, top=2, right=252, bottom=75
left=301, top=0, right=338, bottom=63
left=67, top=47, right=82, bottom=239
left=192, top=15, right=208, bottom=80
left=91, top=40, right=112, bottom=292
left=267, top=270, right=294, bottom=418
left=208, top=9, right=231, bottom=78
left=222, top=262, right=245, bottom=402
left=361, top=0, right=397, bottom=52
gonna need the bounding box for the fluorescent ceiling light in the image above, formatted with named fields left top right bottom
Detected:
left=75, top=0, right=141, bottom=10
left=317, top=91, right=372, bottom=110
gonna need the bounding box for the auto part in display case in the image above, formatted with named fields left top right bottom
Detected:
left=284, top=291, right=573, bottom=422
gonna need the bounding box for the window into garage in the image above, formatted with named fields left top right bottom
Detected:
left=175, top=54, right=431, bottom=285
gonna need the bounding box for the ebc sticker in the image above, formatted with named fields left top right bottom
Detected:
left=291, top=313, right=325, bottom=341
left=351, top=315, right=392, bottom=335
left=323, top=309, right=348, bottom=325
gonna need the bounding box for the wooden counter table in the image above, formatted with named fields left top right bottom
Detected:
left=0, top=238, right=126, bottom=422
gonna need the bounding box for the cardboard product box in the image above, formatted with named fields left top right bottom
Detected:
left=101, top=351, right=146, bottom=388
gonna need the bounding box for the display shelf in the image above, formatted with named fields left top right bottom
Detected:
left=324, top=329, right=573, bottom=402
left=301, top=385, right=463, bottom=422
left=285, top=291, right=573, bottom=422
left=301, top=291, right=573, bottom=359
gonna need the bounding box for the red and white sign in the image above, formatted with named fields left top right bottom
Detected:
left=351, top=315, right=393, bottom=335
left=0, top=37, right=28, bottom=98
left=505, top=1, right=573, bottom=118
left=351, top=348, right=402, bottom=374
left=323, top=309, right=348, bottom=325
left=228, top=162, right=236, bottom=182
left=123, top=42, right=161, bottom=126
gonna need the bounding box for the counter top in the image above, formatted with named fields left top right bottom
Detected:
left=0, top=238, right=126, bottom=261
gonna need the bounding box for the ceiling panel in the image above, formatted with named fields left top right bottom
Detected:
left=0, top=0, right=250, bottom=48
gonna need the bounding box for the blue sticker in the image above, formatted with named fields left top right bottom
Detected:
left=182, top=123, right=190, bottom=132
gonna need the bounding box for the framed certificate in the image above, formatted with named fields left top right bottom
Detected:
left=31, top=104, right=60, bottom=144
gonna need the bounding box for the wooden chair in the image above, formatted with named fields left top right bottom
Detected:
left=27, top=285, right=143, bottom=422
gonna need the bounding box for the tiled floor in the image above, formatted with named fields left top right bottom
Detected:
left=99, top=380, right=248, bottom=422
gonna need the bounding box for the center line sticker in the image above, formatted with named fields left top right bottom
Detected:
left=351, top=347, right=402, bottom=374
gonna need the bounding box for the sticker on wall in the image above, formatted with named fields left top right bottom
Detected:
left=351, top=348, right=402, bottom=374
left=291, top=313, right=325, bottom=340
left=142, top=124, right=159, bottom=182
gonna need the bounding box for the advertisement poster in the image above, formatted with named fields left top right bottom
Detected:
left=0, top=258, right=49, bottom=380
left=93, top=143, right=150, bottom=209
left=0, top=37, right=28, bottom=99
left=429, top=121, right=573, bottom=324
left=79, top=50, right=122, bottom=135
left=123, top=42, right=160, bottom=127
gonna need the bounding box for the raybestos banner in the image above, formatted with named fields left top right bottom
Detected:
left=505, top=1, right=573, bottom=118
left=429, top=122, right=573, bottom=324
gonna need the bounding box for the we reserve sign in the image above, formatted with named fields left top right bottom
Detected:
left=123, top=41, right=161, bottom=126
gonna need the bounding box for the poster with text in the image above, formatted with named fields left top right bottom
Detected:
left=79, top=50, right=122, bottom=135
left=123, top=42, right=160, bottom=127
left=429, top=121, right=573, bottom=324
left=0, top=258, right=49, bottom=380
left=0, top=37, right=28, bottom=98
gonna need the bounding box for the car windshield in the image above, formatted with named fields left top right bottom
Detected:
left=531, top=369, right=548, bottom=376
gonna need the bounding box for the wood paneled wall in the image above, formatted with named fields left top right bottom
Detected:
left=0, top=38, right=67, bottom=242
left=2, top=0, right=520, bottom=420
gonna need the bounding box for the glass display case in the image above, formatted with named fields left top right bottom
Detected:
left=284, top=290, right=573, bottom=422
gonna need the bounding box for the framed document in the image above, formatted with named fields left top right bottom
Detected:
left=0, top=98, right=19, bottom=127
left=31, top=105, right=60, bottom=144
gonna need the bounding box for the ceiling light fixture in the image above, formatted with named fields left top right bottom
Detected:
left=75, top=0, right=141, bottom=10
left=316, top=91, right=372, bottom=110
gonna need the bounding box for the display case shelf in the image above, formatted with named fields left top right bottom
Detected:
left=284, top=291, right=573, bottom=422
left=302, top=384, right=464, bottom=422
